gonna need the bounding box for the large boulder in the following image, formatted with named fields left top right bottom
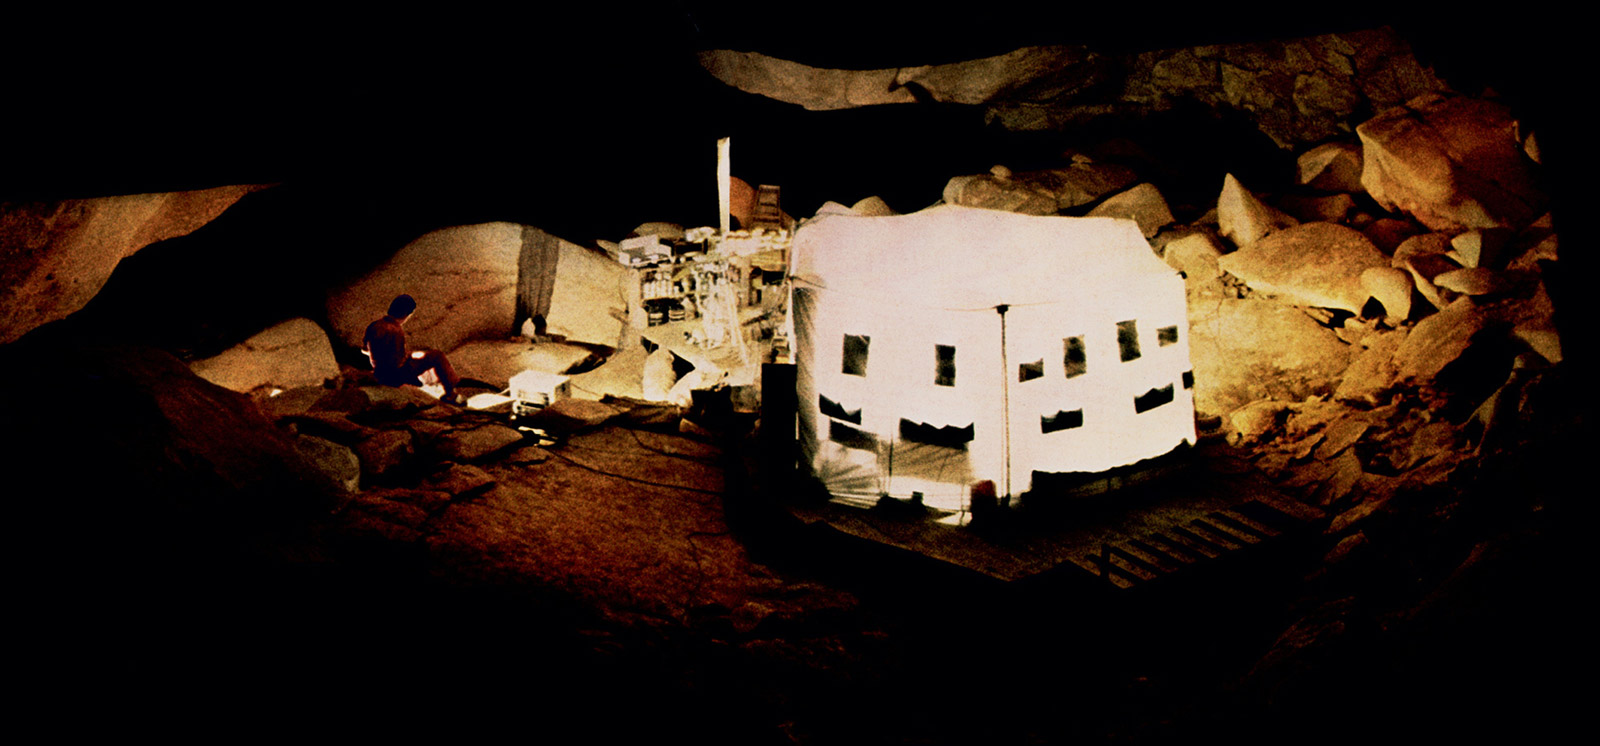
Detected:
left=1087, top=183, right=1174, bottom=238
left=630, top=222, right=684, bottom=241
left=1014, top=161, right=1140, bottom=210
left=434, top=424, right=525, bottom=462
left=1333, top=329, right=1407, bottom=405
left=1218, top=173, right=1294, bottom=247
left=1393, top=297, right=1493, bottom=384
left=1297, top=142, right=1365, bottom=193
left=1217, top=223, right=1389, bottom=312
left=327, top=222, right=521, bottom=354
left=1357, top=93, right=1546, bottom=232
left=850, top=196, right=898, bottom=217
left=1434, top=268, right=1516, bottom=297
left=1163, top=231, right=1226, bottom=280
left=295, top=434, right=361, bottom=493
left=354, top=429, right=417, bottom=482
left=1278, top=193, right=1357, bottom=225
left=447, top=340, right=599, bottom=387
left=1448, top=229, right=1516, bottom=269
left=567, top=344, right=650, bottom=401
left=188, top=317, right=340, bottom=393
left=0, top=184, right=265, bottom=345
left=535, top=228, right=631, bottom=346
left=1361, top=267, right=1414, bottom=320
left=943, top=173, right=1058, bottom=215
left=1187, top=298, right=1356, bottom=416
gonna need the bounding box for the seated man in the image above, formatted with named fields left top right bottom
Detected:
left=363, top=293, right=464, bottom=404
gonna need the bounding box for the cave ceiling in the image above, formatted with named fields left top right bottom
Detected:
left=3, top=7, right=1573, bottom=246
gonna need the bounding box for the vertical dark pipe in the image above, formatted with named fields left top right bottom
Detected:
left=997, top=304, right=1010, bottom=500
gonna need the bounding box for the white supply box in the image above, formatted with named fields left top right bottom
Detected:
left=509, top=369, right=571, bottom=413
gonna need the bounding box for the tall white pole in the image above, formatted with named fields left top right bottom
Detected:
left=717, top=137, right=731, bottom=237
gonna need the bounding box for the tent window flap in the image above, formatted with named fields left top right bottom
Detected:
left=842, top=334, right=870, bottom=376
left=1134, top=384, right=1175, bottom=413
left=819, top=394, right=862, bottom=424
left=1063, top=336, right=1087, bottom=378
left=1041, top=409, right=1085, bottom=434
left=1117, top=320, right=1142, bottom=362
left=934, top=344, right=956, bottom=387
left=899, top=418, right=975, bottom=449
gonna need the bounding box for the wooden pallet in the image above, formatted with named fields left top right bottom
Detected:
left=1063, top=496, right=1323, bottom=590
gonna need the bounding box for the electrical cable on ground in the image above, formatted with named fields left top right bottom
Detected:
left=558, top=430, right=720, bottom=465
left=544, top=449, right=723, bottom=497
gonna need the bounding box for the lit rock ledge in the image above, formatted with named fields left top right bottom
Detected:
left=189, top=317, right=341, bottom=393
left=0, top=184, right=268, bottom=345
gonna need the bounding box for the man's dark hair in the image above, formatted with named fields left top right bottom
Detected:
left=388, top=294, right=418, bottom=318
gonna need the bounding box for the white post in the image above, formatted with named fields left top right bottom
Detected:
left=717, top=137, right=731, bottom=237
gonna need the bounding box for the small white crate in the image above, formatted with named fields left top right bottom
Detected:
left=508, top=369, right=570, bottom=413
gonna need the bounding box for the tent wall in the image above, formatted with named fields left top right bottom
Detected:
left=1002, top=274, right=1195, bottom=492
left=791, top=208, right=1195, bottom=511
left=796, top=287, right=1004, bottom=509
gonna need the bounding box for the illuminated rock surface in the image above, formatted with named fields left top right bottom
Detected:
left=1086, top=182, right=1174, bottom=237
left=1162, top=231, right=1225, bottom=280
left=1186, top=298, right=1355, bottom=415
left=849, top=195, right=898, bottom=216
left=943, top=161, right=1143, bottom=216
left=566, top=344, right=650, bottom=401
left=1392, top=232, right=1454, bottom=266
left=1332, top=328, right=1406, bottom=404
left=1361, top=216, right=1419, bottom=253
left=942, top=172, right=1058, bottom=215
left=1434, top=267, right=1514, bottom=296
left=1217, top=173, right=1290, bottom=247
left=1020, top=161, right=1140, bottom=210
left=1449, top=228, right=1515, bottom=269
left=1278, top=193, right=1356, bottom=224
left=0, top=184, right=265, bottom=345
left=447, top=340, right=599, bottom=388
left=327, top=222, right=521, bottom=354
left=630, top=221, right=685, bottom=240
left=1358, top=93, right=1546, bottom=232
left=1360, top=266, right=1414, bottom=320
left=1401, top=252, right=1463, bottom=310
left=1218, top=222, right=1388, bottom=312
left=434, top=423, right=525, bottom=462
left=188, top=317, right=341, bottom=393
left=1393, top=297, right=1491, bottom=383
left=1297, top=142, right=1364, bottom=192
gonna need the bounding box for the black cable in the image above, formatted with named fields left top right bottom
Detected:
left=558, top=430, right=720, bottom=465
left=543, top=449, right=723, bottom=497
left=630, top=428, right=721, bottom=463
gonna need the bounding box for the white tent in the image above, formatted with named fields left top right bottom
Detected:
left=790, top=205, right=1196, bottom=511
